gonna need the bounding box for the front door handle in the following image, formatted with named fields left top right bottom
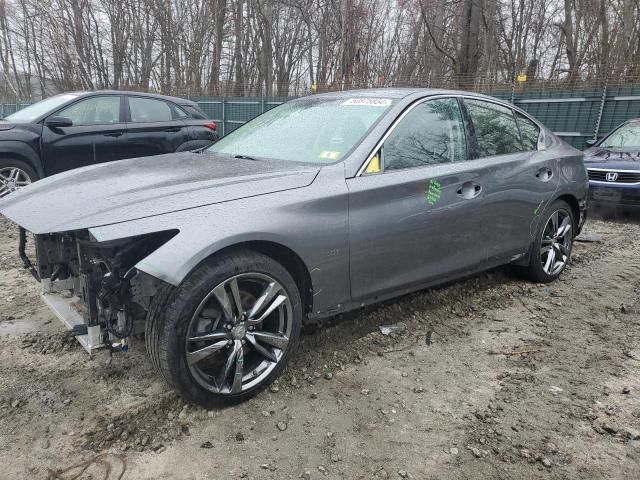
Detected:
left=456, top=182, right=482, bottom=200
left=104, top=131, right=124, bottom=138
left=536, top=167, right=553, bottom=182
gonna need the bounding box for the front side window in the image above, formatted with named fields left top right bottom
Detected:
left=383, top=98, right=467, bottom=171
left=129, top=97, right=174, bottom=123
left=207, top=96, right=393, bottom=164
left=600, top=122, right=640, bottom=148
left=57, top=96, right=121, bottom=125
left=515, top=112, right=540, bottom=150
left=465, top=99, right=522, bottom=157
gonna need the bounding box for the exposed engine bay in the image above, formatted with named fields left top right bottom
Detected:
left=19, top=227, right=175, bottom=354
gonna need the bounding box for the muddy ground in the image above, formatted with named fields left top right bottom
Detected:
left=1, top=213, right=639, bottom=480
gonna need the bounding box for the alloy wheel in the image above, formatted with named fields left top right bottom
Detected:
left=185, top=273, right=293, bottom=394
left=540, top=209, right=572, bottom=276
left=0, top=167, right=32, bottom=198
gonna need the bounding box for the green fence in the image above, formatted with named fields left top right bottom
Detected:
left=3, top=86, right=640, bottom=149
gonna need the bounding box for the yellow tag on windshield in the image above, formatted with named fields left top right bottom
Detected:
left=319, top=150, right=341, bottom=160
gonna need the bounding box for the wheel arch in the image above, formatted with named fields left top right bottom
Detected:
left=190, top=240, right=314, bottom=316
left=0, top=146, right=43, bottom=179
left=555, top=193, right=581, bottom=234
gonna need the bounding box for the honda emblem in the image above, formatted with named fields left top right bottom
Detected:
left=605, top=172, right=619, bottom=182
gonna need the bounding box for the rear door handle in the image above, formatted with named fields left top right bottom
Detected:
left=456, top=182, right=482, bottom=199
left=536, top=167, right=553, bottom=182
left=165, top=127, right=182, bottom=133
left=104, top=131, right=124, bottom=138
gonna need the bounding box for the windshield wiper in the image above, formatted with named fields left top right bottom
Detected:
left=233, top=154, right=260, bottom=161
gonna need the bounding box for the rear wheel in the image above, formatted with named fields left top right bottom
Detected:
left=0, top=160, right=38, bottom=198
left=520, top=200, right=575, bottom=283
left=147, top=249, right=302, bottom=407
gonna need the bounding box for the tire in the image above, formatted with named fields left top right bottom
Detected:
left=0, top=159, right=39, bottom=198
left=520, top=199, right=575, bottom=283
left=146, top=249, right=302, bottom=407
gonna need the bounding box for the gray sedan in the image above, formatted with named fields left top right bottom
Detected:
left=0, top=88, right=588, bottom=406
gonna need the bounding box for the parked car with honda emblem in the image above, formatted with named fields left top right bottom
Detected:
left=584, top=118, right=640, bottom=211
left=0, top=91, right=218, bottom=198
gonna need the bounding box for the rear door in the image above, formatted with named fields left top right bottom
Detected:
left=41, top=95, right=126, bottom=175
left=462, top=98, right=557, bottom=261
left=347, top=97, right=489, bottom=301
left=124, top=96, right=191, bottom=157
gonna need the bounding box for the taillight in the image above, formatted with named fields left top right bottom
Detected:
left=204, top=122, right=217, bottom=131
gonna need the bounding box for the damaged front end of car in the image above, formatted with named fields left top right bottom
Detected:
left=19, top=227, right=176, bottom=355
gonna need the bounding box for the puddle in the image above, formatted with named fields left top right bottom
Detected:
left=0, top=317, right=39, bottom=338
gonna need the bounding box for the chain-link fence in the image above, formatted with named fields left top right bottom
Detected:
left=2, top=71, right=640, bottom=149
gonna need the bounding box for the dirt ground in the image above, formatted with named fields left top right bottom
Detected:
left=1, top=213, right=640, bottom=480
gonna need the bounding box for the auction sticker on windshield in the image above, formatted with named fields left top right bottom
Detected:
left=342, top=98, right=392, bottom=107
left=319, top=150, right=341, bottom=160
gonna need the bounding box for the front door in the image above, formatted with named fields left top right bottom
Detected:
left=41, top=95, right=126, bottom=175
left=124, top=96, right=191, bottom=157
left=347, top=97, right=488, bottom=301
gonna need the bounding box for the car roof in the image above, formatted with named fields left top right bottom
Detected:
left=69, top=90, right=199, bottom=106
left=306, top=87, right=504, bottom=101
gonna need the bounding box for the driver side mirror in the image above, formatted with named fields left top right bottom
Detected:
left=45, top=116, right=73, bottom=128
left=584, top=138, right=597, bottom=148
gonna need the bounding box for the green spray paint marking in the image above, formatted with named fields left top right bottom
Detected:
left=426, top=179, right=441, bottom=205
left=533, top=200, right=544, bottom=215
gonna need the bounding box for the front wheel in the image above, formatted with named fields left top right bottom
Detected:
left=520, top=200, right=575, bottom=283
left=147, top=249, right=302, bottom=407
left=0, top=160, right=38, bottom=198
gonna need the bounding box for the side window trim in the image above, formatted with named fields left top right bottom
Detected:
left=458, top=97, right=480, bottom=160
left=357, top=94, right=539, bottom=176
left=512, top=108, right=525, bottom=150
left=358, top=94, right=468, bottom=176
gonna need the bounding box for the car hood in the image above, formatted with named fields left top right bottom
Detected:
left=0, top=152, right=320, bottom=234
left=584, top=146, right=640, bottom=170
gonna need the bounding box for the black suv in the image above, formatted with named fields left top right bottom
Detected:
left=0, top=91, right=218, bottom=197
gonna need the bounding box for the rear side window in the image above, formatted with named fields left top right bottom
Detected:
left=129, top=97, right=175, bottom=122
left=465, top=99, right=522, bottom=157
left=384, top=98, right=467, bottom=171
left=181, top=104, right=207, bottom=119
left=515, top=112, right=540, bottom=150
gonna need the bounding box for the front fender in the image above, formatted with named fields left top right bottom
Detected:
left=89, top=164, right=351, bottom=315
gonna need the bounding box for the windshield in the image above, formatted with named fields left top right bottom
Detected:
left=601, top=123, right=640, bottom=148
left=207, top=96, right=394, bottom=164
left=4, top=94, right=80, bottom=123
